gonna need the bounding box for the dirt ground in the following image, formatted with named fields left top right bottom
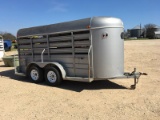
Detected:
left=0, top=40, right=160, bottom=120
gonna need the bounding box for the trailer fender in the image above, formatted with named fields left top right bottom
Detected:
left=27, top=62, right=66, bottom=79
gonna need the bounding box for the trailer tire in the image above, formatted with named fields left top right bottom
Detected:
left=45, top=67, right=62, bottom=86
left=28, top=66, right=44, bottom=83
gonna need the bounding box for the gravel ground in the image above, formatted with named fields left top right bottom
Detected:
left=0, top=40, right=159, bottom=120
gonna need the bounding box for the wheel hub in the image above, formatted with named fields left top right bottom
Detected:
left=31, top=69, right=39, bottom=81
left=47, top=71, right=57, bottom=83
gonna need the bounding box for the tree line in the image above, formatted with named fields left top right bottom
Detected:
left=0, top=32, right=16, bottom=40
left=144, top=24, right=157, bottom=39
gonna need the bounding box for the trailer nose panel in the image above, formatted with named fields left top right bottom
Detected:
left=91, top=17, right=124, bottom=79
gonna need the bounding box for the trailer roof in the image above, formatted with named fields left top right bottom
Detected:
left=17, top=17, right=123, bottom=37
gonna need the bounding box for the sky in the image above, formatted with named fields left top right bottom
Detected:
left=0, top=0, right=160, bottom=36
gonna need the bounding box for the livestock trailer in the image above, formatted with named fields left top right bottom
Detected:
left=0, top=35, right=4, bottom=60
left=15, top=17, right=146, bottom=89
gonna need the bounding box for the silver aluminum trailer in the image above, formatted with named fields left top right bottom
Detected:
left=15, top=17, right=146, bottom=89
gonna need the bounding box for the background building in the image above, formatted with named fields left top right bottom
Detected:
left=154, top=26, right=160, bottom=38
left=129, top=25, right=143, bottom=38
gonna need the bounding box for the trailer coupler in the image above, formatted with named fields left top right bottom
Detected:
left=124, top=68, right=147, bottom=89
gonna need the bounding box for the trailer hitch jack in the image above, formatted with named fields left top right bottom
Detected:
left=130, top=68, right=147, bottom=89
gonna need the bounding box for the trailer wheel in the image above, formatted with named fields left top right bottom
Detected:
left=45, top=67, right=62, bottom=86
left=28, top=66, right=44, bottom=83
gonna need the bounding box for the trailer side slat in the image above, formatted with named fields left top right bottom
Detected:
left=49, top=36, right=72, bottom=42
left=17, top=39, right=31, bottom=44
left=75, top=64, right=88, bottom=69
left=19, top=38, right=47, bottom=44
left=19, top=45, right=31, bottom=49
left=74, top=41, right=90, bottom=46
left=75, top=57, right=88, bottom=64
left=50, top=48, right=72, bottom=53
left=73, top=34, right=89, bottom=40
left=33, top=44, right=48, bottom=48
left=19, top=50, right=32, bottom=53
left=32, top=38, right=47, bottom=43
left=49, top=42, right=72, bottom=47
left=74, top=48, right=88, bottom=53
